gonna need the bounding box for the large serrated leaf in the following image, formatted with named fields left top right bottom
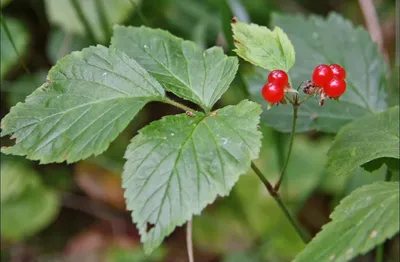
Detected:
left=1, top=45, right=165, bottom=164
left=244, top=13, right=388, bottom=133
left=294, top=182, right=399, bottom=262
left=326, top=106, right=399, bottom=175
left=44, top=0, right=135, bottom=42
left=232, top=20, right=295, bottom=72
left=1, top=16, right=29, bottom=78
left=123, top=100, right=262, bottom=253
left=111, top=26, right=238, bottom=111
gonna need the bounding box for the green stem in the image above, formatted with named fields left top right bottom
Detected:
left=0, top=17, right=30, bottom=74
left=162, top=98, right=196, bottom=113
left=95, top=0, right=111, bottom=41
left=274, top=104, right=299, bottom=191
left=251, top=162, right=309, bottom=243
left=376, top=243, right=384, bottom=262
left=70, top=0, right=97, bottom=44
left=385, top=169, right=393, bottom=181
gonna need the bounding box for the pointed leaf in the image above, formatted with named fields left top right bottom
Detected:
left=123, top=100, right=262, bottom=253
left=232, top=19, right=295, bottom=72
left=244, top=13, right=388, bottom=133
left=111, top=26, right=239, bottom=110
left=294, top=182, right=399, bottom=262
left=1, top=45, right=165, bottom=164
left=326, top=106, right=399, bottom=175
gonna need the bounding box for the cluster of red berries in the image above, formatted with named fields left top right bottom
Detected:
left=261, top=70, right=288, bottom=103
left=312, top=64, right=347, bottom=98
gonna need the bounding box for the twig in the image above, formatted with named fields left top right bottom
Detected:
left=274, top=104, right=299, bottom=191
left=186, top=220, right=195, bottom=262
left=162, top=98, right=197, bottom=114
left=358, top=0, right=389, bottom=63
left=251, top=162, right=309, bottom=243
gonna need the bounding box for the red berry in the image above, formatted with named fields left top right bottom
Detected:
left=262, top=82, right=285, bottom=103
left=268, top=70, right=288, bottom=88
left=312, top=64, right=333, bottom=87
left=324, top=77, right=346, bottom=98
left=329, top=64, right=346, bottom=80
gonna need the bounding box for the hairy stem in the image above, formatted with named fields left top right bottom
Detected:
left=186, top=220, right=195, bottom=262
left=163, top=98, right=196, bottom=113
left=274, top=104, right=299, bottom=191
left=70, top=0, right=97, bottom=44
left=251, top=162, right=309, bottom=243
left=0, top=17, right=30, bottom=74
left=376, top=243, right=384, bottom=262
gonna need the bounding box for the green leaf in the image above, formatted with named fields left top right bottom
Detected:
left=1, top=16, right=29, bottom=78
left=1, top=185, right=60, bottom=241
left=232, top=19, right=295, bottom=72
left=361, top=157, right=399, bottom=173
left=1, top=45, right=165, bottom=164
left=44, top=0, right=135, bottom=42
left=0, top=158, right=40, bottom=202
left=111, top=26, right=239, bottom=111
left=123, top=100, right=262, bottom=253
left=326, top=106, right=399, bottom=175
left=294, top=181, right=400, bottom=262
left=244, top=13, right=388, bottom=133
left=47, top=28, right=91, bottom=64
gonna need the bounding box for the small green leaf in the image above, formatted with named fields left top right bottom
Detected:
left=326, top=106, right=399, bottom=175
left=44, top=0, right=135, bottom=42
left=111, top=26, right=239, bottom=111
left=294, top=181, right=399, bottom=262
left=123, top=100, right=262, bottom=253
left=1, top=16, right=29, bottom=78
left=232, top=19, right=295, bottom=72
left=1, top=45, right=165, bottom=164
left=1, top=186, right=60, bottom=241
left=244, top=13, right=388, bottom=133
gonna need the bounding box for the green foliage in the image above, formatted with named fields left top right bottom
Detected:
left=326, top=106, right=399, bottom=175
left=0, top=159, right=60, bottom=241
left=0, top=16, right=29, bottom=78
left=232, top=20, right=295, bottom=72
left=1, top=46, right=165, bottom=164
left=105, top=246, right=165, bottom=262
left=47, top=29, right=90, bottom=64
left=111, top=26, right=239, bottom=111
left=243, top=13, right=388, bottom=133
left=123, top=100, right=262, bottom=253
left=4, top=70, right=47, bottom=107
left=44, top=0, right=135, bottom=42
left=0, top=0, right=12, bottom=8
left=294, top=182, right=399, bottom=262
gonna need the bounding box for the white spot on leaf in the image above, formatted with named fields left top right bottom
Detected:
left=370, top=230, right=378, bottom=238
left=329, top=255, right=335, bottom=260
left=102, top=72, right=108, bottom=76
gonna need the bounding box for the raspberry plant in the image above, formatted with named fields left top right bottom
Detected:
left=1, top=8, right=399, bottom=262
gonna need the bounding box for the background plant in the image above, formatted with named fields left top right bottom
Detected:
left=1, top=0, right=398, bottom=262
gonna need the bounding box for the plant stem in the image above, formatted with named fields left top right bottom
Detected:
left=251, top=162, right=309, bottom=243
left=70, top=0, right=97, bottom=44
left=95, top=0, right=111, bottom=41
left=186, top=220, right=195, bottom=262
left=376, top=243, right=384, bottom=262
left=0, top=16, right=30, bottom=74
left=162, top=98, right=196, bottom=113
left=274, top=104, right=299, bottom=191
left=385, top=169, right=393, bottom=181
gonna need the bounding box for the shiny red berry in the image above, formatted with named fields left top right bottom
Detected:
left=329, top=64, right=346, bottom=80
left=324, top=77, right=346, bottom=98
left=268, top=70, right=288, bottom=88
left=262, top=82, right=285, bottom=103
left=312, top=64, right=333, bottom=87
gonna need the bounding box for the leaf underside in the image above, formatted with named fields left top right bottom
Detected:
left=111, top=25, right=239, bottom=111
left=326, top=106, right=399, bottom=175
left=123, top=100, right=262, bottom=253
left=294, top=182, right=399, bottom=262
left=1, top=45, right=165, bottom=164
